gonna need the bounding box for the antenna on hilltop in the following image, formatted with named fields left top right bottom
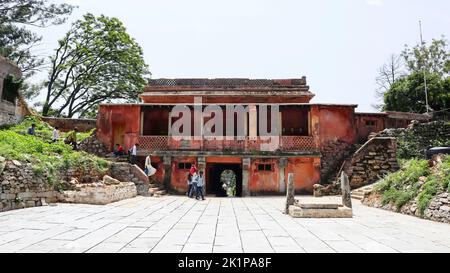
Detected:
left=419, top=20, right=430, bottom=114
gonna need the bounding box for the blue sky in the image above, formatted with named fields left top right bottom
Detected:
left=31, top=0, right=450, bottom=112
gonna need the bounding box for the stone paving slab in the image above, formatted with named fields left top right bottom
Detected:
left=0, top=196, right=450, bottom=253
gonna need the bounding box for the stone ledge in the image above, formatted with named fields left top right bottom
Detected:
left=58, top=182, right=137, bottom=205
left=289, top=205, right=353, bottom=218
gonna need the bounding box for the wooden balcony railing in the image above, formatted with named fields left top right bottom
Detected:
left=137, top=135, right=318, bottom=152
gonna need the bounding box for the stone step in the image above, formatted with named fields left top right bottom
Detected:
left=351, top=195, right=364, bottom=201
left=155, top=190, right=166, bottom=195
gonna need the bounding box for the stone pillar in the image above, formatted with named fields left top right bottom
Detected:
left=279, top=158, right=287, bottom=193
left=242, top=158, right=251, bottom=197
left=285, top=173, right=295, bottom=214
left=249, top=105, right=258, bottom=139
left=341, top=171, right=352, bottom=208
left=163, top=156, right=172, bottom=191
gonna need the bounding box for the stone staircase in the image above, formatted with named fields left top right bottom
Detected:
left=147, top=180, right=167, bottom=197
left=110, top=162, right=167, bottom=197
left=351, top=184, right=376, bottom=201
left=321, top=142, right=362, bottom=184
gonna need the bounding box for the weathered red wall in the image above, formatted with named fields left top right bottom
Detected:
left=97, top=105, right=141, bottom=151
left=285, top=157, right=321, bottom=193
left=170, top=157, right=197, bottom=193
left=355, top=114, right=386, bottom=143
left=249, top=158, right=280, bottom=194
left=312, top=105, right=357, bottom=145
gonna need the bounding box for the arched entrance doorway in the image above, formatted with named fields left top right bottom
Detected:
left=206, top=163, right=242, bottom=197
left=220, top=169, right=237, bottom=197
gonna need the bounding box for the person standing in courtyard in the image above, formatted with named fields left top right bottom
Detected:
left=130, top=143, right=138, bottom=165
left=187, top=173, right=193, bottom=197
left=195, top=170, right=205, bottom=201
left=52, top=126, right=59, bottom=142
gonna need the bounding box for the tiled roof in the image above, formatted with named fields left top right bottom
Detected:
left=148, top=77, right=307, bottom=87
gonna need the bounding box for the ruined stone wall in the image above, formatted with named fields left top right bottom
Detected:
left=0, top=157, right=58, bottom=212
left=375, top=120, right=450, bottom=159
left=0, top=157, right=149, bottom=212
left=110, top=162, right=149, bottom=195
left=320, top=140, right=355, bottom=184
left=0, top=56, right=23, bottom=127
left=78, top=132, right=109, bottom=157
left=344, top=137, right=399, bottom=189
left=314, top=137, right=399, bottom=196
left=364, top=191, right=450, bottom=224
left=41, top=117, right=96, bottom=132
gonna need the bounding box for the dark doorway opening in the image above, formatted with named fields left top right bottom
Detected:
left=206, top=163, right=242, bottom=197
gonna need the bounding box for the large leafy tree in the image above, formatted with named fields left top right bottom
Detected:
left=402, top=38, right=450, bottom=76
left=377, top=37, right=449, bottom=113
left=383, top=72, right=449, bottom=113
left=0, top=0, right=75, bottom=83
left=42, top=13, right=150, bottom=118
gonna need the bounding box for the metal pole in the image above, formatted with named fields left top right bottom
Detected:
left=419, top=20, right=429, bottom=113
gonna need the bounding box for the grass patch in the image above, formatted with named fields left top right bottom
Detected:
left=0, top=116, right=109, bottom=189
left=375, top=157, right=448, bottom=214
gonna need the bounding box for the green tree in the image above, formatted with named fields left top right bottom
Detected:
left=402, top=38, right=450, bottom=76
left=42, top=13, right=150, bottom=118
left=0, top=0, right=75, bottom=101
left=377, top=37, right=449, bottom=113
left=383, top=72, right=449, bottom=113
left=0, top=0, right=75, bottom=81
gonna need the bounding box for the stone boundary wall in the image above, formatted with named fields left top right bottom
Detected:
left=110, top=162, right=150, bottom=195
left=374, top=120, right=450, bottom=158
left=320, top=140, right=354, bottom=183
left=344, top=137, right=399, bottom=189
left=363, top=191, right=450, bottom=224
left=78, top=132, right=109, bottom=156
left=41, top=117, right=96, bottom=132
left=0, top=157, right=57, bottom=212
left=0, top=158, right=147, bottom=213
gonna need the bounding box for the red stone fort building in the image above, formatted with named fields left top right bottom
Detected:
left=96, top=78, right=426, bottom=196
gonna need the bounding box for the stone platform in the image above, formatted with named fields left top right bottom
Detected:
left=58, top=182, right=137, bottom=205
left=289, top=205, right=353, bottom=218
left=288, top=197, right=353, bottom=218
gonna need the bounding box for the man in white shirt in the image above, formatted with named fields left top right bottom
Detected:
left=52, top=127, right=59, bottom=142
left=130, top=143, right=138, bottom=165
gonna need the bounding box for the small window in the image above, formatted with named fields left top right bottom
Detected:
left=365, top=120, right=376, bottom=126
left=178, top=162, right=192, bottom=170
left=257, top=164, right=273, bottom=172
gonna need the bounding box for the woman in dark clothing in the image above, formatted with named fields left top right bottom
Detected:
left=187, top=173, right=194, bottom=197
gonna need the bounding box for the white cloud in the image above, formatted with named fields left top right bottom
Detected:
left=365, top=0, right=383, bottom=7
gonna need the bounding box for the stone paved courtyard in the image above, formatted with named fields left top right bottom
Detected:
left=1, top=196, right=450, bottom=253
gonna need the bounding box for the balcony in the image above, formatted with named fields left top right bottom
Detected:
left=137, top=135, right=318, bottom=153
